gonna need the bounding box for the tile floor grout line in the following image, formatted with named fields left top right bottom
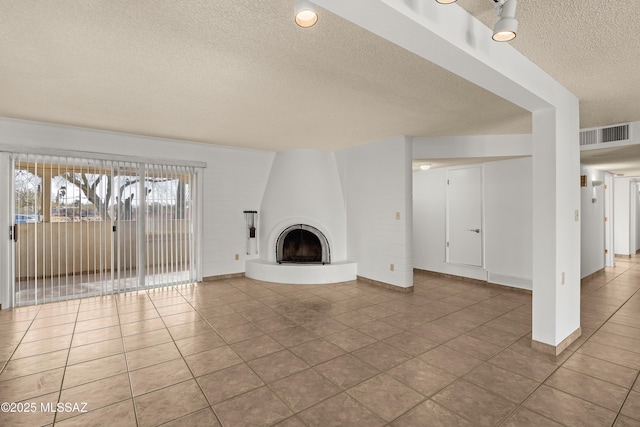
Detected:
left=149, top=285, right=224, bottom=426
left=611, top=370, right=640, bottom=426
left=115, top=290, right=143, bottom=427
left=50, top=301, right=81, bottom=426
left=0, top=304, right=42, bottom=376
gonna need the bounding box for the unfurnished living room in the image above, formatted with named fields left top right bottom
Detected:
left=1, top=1, right=640, bottom=426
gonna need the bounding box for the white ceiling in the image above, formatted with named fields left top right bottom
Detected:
left=1, top=1, right=639, bottom=170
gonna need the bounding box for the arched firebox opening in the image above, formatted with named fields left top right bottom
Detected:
left=276, top=224, right=330, bottom=264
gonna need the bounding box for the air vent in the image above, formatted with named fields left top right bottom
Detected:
left=580, top=124, right=630, bottom=146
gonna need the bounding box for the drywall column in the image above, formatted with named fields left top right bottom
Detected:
left=531, top=106, right=581, bottom=353
left=315, top=0, right=581, bottom=352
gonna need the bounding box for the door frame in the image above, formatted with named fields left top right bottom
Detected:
left=0, top=153, right=15, bottom=308
left=604, top=172, right=615, bottom=267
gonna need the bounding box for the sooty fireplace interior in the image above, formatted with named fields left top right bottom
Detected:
left=276, top=224, right=331, bottom=264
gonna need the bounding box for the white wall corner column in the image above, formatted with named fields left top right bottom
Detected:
left=316, top=0, right=581, bottom=353
left=531, top=106, right=581, bottom=354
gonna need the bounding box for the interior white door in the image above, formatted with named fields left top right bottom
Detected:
left=446, top=166, right=483, bottom=266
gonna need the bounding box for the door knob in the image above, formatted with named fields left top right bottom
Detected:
left=468, top=228, right=480, bottom=233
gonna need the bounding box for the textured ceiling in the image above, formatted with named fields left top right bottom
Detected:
left=0, top=0, right=638, bottom=168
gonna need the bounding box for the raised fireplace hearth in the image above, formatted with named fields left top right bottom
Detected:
left=276, top=224, right=330, bottom=264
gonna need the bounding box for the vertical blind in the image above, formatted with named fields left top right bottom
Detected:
left=12, top=153, right=198, bottom=306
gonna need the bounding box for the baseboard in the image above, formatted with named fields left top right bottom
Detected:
left=202, top=272, right=245, bottom=282
left=357, top=276, right=413, bottom=293
left=581, top=268, right=605, bottom=282
left=413, top=268, right=485, bottom=285
left=414, top=269, right=532, bottom=294
left=531, top=327, right=581, bottom=356
left=615, top=254, right=632, bottom=259
left=487, top=272, right=532, bottom=291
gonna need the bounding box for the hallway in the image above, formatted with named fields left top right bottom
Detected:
left=0, top=256, right=639, bottom=426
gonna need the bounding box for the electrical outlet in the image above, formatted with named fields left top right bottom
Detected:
left=575, top=210, right=579, bottom=222
left=561, top=272, right=565, bottom=285
left=390, top=264, right=394, bottom=271
left=235, top=254, right=239, bottom=261
left=396, top=212, right=400, bottom=220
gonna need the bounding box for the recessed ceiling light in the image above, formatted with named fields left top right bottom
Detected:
left=420, top=164, right=431, bottom=170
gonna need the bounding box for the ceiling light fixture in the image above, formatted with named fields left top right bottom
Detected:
left=419, top=164, right=432, bottom=170
left=435, top=0, right=519, bottom=42
left=294, top=0, right=319, bottom=28
left=492, top=0, right=518, bottom=42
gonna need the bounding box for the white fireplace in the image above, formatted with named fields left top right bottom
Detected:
left=245, top=149, right=356, bottom=284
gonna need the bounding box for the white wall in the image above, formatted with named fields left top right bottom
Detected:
left=484, top=158, right=533, bottom=288
left=614, top=178, right=632, bottom=256
left=337, top=136, right=413, bottom=288
left=580, top=166, right=605, bottom=278
left=0, top=118, right=274, bottom=279
left=412, top=168, right=446, bottom=274
left=413, top=134, right=532, bottom=159
left=413, top=157, right=533, bottom=289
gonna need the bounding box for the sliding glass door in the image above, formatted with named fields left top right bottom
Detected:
left=9, top=153, right=199, bottom=306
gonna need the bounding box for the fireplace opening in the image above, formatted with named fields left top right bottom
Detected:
left=276, top=224, right=330, bottom=264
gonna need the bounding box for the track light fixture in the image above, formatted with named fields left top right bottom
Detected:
left=435, top=0, right=519, bottom=42
left=294, top=0, right=318, bottom=28
left=492, top=0, right=518, bottom=42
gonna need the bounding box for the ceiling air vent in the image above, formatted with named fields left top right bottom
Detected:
left=580, top=124, right=630, bottom=146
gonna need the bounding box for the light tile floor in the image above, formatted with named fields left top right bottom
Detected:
left=1, top=256, right=639, bottom=426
